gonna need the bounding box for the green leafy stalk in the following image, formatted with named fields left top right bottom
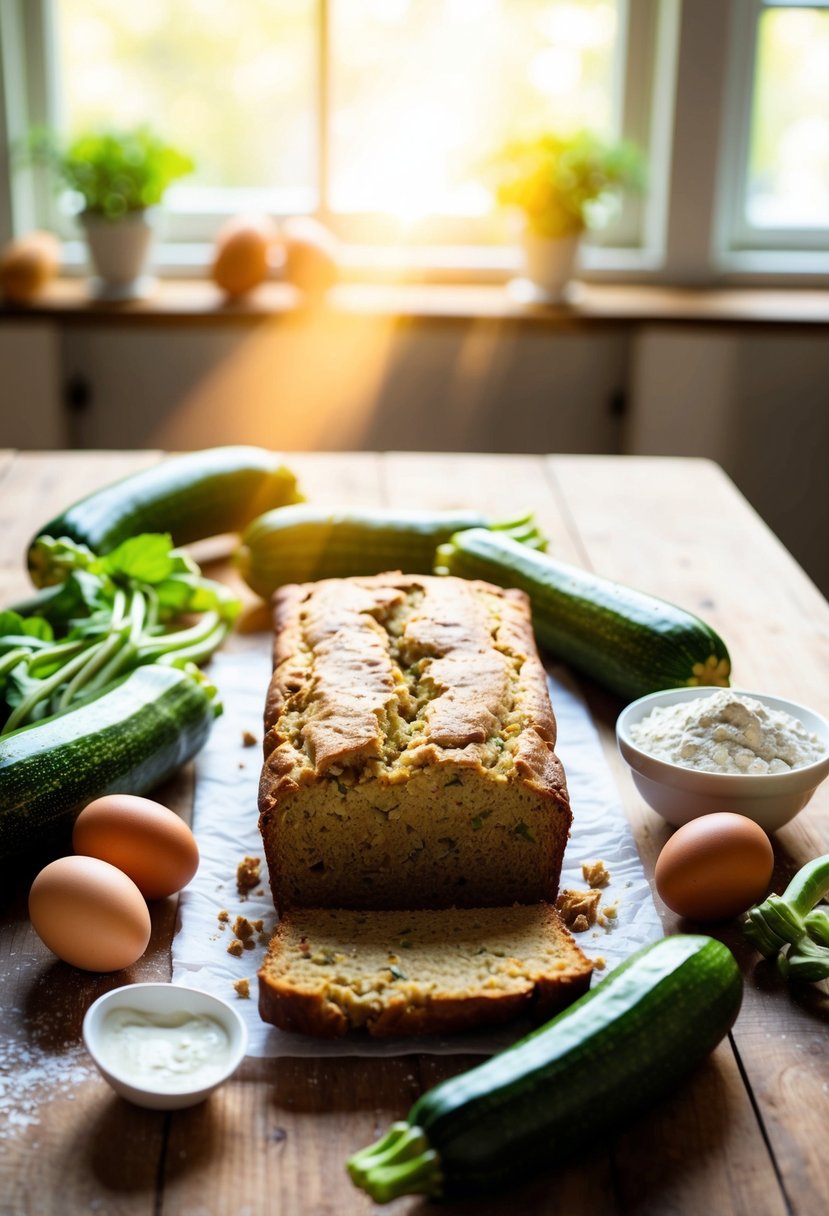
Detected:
left=4, top=638, right=109, bottom=732
left=0, top=532, right=239, bottom=733
left=743, top=854, right=829, bottom=982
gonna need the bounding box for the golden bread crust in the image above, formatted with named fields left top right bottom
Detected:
left=258, top=571, right=571, bottom=912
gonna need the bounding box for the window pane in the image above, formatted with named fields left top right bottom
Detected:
left=748, top=6, right=829, bottom=228
left=54, top=0, right=317, bottom=212
left=329, top=0, right=620, bottom=224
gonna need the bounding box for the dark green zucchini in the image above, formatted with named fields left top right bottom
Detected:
left=29, top=445, right=302, bottom=581
left=236, top=504, right=545, bottom=598
left=435, top=528, right=731, bottom=702
left=348, top=935, right=742, bottom=1203
left=0, top=664, right=218, bottom=857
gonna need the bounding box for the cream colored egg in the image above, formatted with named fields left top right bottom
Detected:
left=72, top=794, right=199, bottom=900
left=29, top=856, right=151, bottom=972
left=655, top=811, right=774, bottom=922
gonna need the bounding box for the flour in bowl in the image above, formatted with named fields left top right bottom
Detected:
left=630, top=691, right=826, bottom=774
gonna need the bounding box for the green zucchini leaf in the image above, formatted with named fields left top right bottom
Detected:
left=3, top=664, right=42, bottom=710
left=0, top=610, right=54, bottom=642
left=97, top=533, right=176, bottom=585
left=153, top=573, right=241, bottom=622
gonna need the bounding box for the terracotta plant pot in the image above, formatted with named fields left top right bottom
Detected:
left=81, top=211, right=155, bottom=300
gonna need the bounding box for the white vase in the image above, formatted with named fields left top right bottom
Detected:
left=81, top=211, right=156, bottom=301
left=515, top=230, right=581, bottom=303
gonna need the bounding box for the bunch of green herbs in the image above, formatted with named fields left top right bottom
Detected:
left=0, top=533, right=238, bottom=734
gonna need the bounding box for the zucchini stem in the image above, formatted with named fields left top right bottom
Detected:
left=2, top=639, right=108, bottom=733
left=347, top=1122, right=443, bottom=1204
left=0, top=647, right=31, bottom=678
left=27, top=639, right=90, bottom=673
left=744, top=854, right=829, bottom=981
left=155, top=621, right=231, bottom=669
left=56, top=624, right=130, bottom=710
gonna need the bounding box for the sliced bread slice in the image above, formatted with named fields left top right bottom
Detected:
left=258, top=903, right=593, bottom=1038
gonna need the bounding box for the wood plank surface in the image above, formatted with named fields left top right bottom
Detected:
left=4, top=279, right=829, bottom=329
left=1, top=450, right=826, bottom=1216
left=548, top=455, right=829, bottom=1216
left=0, top=451, right=169, bottom=1216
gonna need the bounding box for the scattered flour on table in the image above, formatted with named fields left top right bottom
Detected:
left=630, top=690, right=826, bottom=774
left=0, top=1016, right=95, bottom=1141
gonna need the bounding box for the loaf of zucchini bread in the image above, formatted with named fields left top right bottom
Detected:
left=258, top=572, right=572, bottom=912
left=258, top=903, right=592, bottom=1038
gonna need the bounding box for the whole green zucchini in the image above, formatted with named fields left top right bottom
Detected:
left=29, top=445, right=302, bottom=581
left=236, top=504, right=545, bottom=599
left=348, top=935, right=742, bottom=1203
left=0, top=664, right=218, bottom=857
left=436, top=528, right=731, bottom=701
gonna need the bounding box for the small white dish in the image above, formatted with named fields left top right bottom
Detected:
left=616, top=686, right=829, bottom=832
left=83, top=982, right=247, bottom=1110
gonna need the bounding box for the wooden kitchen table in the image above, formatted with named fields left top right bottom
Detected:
left=1, top=450, right=828, bottom=1216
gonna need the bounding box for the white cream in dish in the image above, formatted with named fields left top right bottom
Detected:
left=96, top=1007, right=234, bottom=1091
left=630, top=690, right=826, bottom=775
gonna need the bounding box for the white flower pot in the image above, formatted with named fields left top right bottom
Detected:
left=516, top=230, right=581, bottom=302
left=81, top=211, right=156, bottom=300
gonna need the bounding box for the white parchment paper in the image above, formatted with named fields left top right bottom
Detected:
left=171, top=646, right=664, bottom=1056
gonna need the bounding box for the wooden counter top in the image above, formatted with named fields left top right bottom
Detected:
left=1, top=450, right=828, bottom=1215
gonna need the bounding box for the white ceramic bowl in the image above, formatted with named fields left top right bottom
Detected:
left=83, top=983, right=248, bottom=1110
left=616, top=687, right=829, bottom=832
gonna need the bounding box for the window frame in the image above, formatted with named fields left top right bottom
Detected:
left=716, top=0, right=829, bottom=272
left=1, top=0, right=827, bottom=287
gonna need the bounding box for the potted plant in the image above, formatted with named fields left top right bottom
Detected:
left=495, top=131, right=646, bottom=301
left=26, top=126, right=193, bottom=299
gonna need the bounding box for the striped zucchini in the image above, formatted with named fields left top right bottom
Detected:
left=0, top=664, right=218, bottom=857
left=435, top=528, right=731, bottom=701
left=236, top=504, right=545, bottom=599
left=29, top=445, right=302, bottom=579
left=348, top=935, right=742, bottom=1203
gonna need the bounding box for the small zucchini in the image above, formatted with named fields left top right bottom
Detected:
left=0, top=664, right=219, bottom=858
left=236, top=504, right=545, bottom=599
left=435, top=528, right=731, bottom=701
left=348, top=935, right=742, bottom=1203
left=29, top=445, right=302, bottom=580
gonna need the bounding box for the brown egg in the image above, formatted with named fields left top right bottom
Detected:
left=211, top=214, right=278, bottom=297
left=655, top=811, right=774, bottom=922
left=73, top=794, right=199, bottom=900
left=281, top=216, right=340, bottom=297
left=0, top=231, right=61, bottom=303
left=29, top=856, right=151, bottom=972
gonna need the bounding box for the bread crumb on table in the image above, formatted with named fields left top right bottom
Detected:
left=233, top=978, right=251, bottom=999
left=233, top=915, right=264, bottom=941
left=227, top=938, right=244, bottom=958
left=236, top=856, right=262, bottom=899
left=242, top=729, right=258, bottom=747
left=582, top=859, right=611, bottom=889
left=556, top=888, right=602, bottom=931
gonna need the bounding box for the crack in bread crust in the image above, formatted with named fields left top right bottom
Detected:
left=259, top=572, right=571, bottom=912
